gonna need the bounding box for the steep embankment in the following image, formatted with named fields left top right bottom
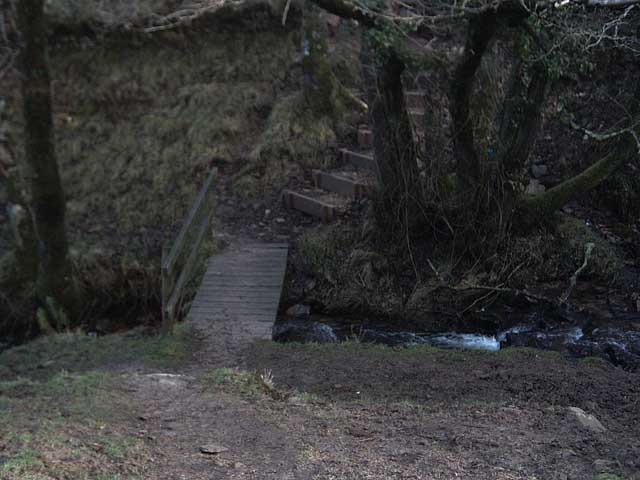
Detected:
left=7, top=22, right=294, bottom=257
left=0, top=1, right=361, bottom=336
left=2, top=1, right=358, bottom=260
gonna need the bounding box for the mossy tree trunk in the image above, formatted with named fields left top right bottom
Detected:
left=496, top=42, right=551, bottom=178
left=18, top=0, right=76, bottom=330
left=362, top=38, right=421, bottom=237
left=301, top=3, right=342, bottom=117
left=518, top=81, right=640, bottom=218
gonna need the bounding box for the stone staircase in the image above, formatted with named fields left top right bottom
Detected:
left=282, top=90, right=426, bottom=223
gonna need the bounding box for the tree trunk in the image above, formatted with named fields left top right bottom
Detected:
left=362, top=39, right=421, bottom=236
left=18, top=0, right=75, bottom=330
left=450, top=11, right=498, bottom=191
left=496, top=55, right=550, bottom=177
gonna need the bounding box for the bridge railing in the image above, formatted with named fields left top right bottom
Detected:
left=161, top=168, right=217, bottom=334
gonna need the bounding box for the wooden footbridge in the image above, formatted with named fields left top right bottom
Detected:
left=159, top=91, right=424, bottom=334
left=160, top=168, right=288, bottom=338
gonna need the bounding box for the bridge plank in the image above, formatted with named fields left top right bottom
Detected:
left=186, top=243, right=289, bottom=341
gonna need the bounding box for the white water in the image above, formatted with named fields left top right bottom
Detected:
left=496, top=325, right=585, bottom=343
left=425, top=333, right=501, bottom=352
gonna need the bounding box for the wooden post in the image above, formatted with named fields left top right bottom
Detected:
left=160, top=168, right=217, bottom=335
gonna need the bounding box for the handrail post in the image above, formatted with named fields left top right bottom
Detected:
left=160, top=168, right=217, bottom=335
left=161, top=245, right=172, bottom=335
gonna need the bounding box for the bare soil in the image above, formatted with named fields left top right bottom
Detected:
left=106, top=319, right=640, bottom=480
left=3, top=311, right=640, bottom=480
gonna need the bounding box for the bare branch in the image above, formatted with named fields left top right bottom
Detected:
left=583, top=0, right=640, bottom=7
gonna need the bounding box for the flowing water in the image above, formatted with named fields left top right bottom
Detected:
left=306, top=305, right=640, bottom=370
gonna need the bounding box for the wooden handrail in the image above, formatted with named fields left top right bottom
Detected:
left=161, top=168, right=217, bottom=334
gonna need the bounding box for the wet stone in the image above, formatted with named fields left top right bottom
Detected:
left=272, top=321, right=337, bottom=343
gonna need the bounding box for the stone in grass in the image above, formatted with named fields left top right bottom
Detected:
left=200, top=444, right=229, bottom=455
left=567, top=407, right=606, bottom=434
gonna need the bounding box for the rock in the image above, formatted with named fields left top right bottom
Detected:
left=272, top=321, right=338, bottom=343
left=200, top=444, right=229, bottom=454
left=567, top=328, right=640, bottom=371
left=531, top=164, right=549, bottom=178
left=567, top=407, right=606, bottom=433
left=500, top=326, right=584, bottom=352
left=593, top=459, right=618, bottom=473
left=144, top=373, right=192, bottom=388
left=285, top=304, right=311, bottom=320
left=525, top=179, right=546, bottom=195
left=275, top=217, right=285, bottom=224
left=304, top=279, right=317, bottom=292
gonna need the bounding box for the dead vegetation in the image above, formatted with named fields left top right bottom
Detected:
left=0, top=1, right=362, bottom=338
left=294, top=211, right=629, bottom=326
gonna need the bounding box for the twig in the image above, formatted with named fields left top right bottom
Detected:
left=568, top=118, right=640, bottom=154
left=560, top=242, right=595, bottom=304
left=282, top=0, right=292, bottom=26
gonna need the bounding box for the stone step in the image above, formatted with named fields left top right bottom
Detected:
left=339, top=148, right=377, bottom=171
left=405, top=90, right=425, bottom=110
left=312, top=169, right=373, bottom=199
left=282, top=189, right=344, bottom=223
left=348, top=90, right=424, bottom=109
left=357, top=127, right=373, bottom=150
left=409, top=108, right=425, bottom=124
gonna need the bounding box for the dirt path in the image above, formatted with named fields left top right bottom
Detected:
left=118, top=299, right=640, bottom=480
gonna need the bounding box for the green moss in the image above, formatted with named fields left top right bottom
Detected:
left=580, top=356, right=611, bottom=369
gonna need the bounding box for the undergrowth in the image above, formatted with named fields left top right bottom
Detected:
left=0, top=325, right=191, bottom=479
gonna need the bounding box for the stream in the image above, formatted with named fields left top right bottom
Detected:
left=274, top=304, right=640, bottom=371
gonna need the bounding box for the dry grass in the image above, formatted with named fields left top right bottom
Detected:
left=5, top=25, right=299, bottom=259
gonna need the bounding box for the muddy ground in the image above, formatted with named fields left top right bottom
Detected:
left=1, top=299, right=639, bottom=480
